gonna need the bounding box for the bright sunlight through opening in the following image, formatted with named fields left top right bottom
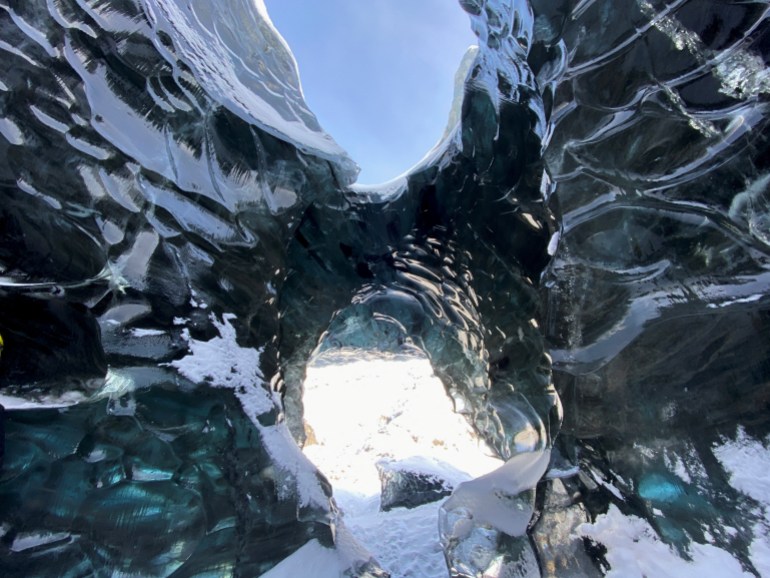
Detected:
left=301, top=350, right=502, bottom=578
left=264, top=0, right=477, bottom=184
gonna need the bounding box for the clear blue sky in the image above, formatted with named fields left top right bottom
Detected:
left=263, top=0, right=476, bottom=184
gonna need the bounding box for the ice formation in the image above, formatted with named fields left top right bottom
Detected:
left=0, top=0, right=768, bottom=576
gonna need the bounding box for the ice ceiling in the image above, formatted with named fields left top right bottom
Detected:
left=0, top=0, right=768, bottom=577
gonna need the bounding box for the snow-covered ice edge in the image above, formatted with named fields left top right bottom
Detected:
left=578, top=426, right=770, bottom=577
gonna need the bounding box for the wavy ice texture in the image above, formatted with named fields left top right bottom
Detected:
left=532, top=0, right=770, bottom=575
left=0, top=0, right=363, bottom=575
left=139, top=0, right=357, bottom=178
left=0, top=0, right=768, bottom=576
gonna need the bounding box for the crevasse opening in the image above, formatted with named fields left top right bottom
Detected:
left=263, top=0, right=477, bottom=184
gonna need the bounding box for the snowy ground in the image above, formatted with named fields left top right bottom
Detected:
left=300, top=350, right=503, bottom=578
left=578, top=427, right=770, bottom=578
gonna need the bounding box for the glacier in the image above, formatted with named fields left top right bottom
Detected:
left=0, top=0, right=769, bottom=576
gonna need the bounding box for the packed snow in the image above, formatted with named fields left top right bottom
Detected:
left=170, top=312, right=272, bottom=416
left=578, top=505, right=753, bottom=578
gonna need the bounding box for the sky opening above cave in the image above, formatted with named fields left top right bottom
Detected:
left=263, top=0, right=477, bottom=184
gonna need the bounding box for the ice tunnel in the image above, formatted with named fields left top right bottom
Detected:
left=0, top=0, right=769, bottom=577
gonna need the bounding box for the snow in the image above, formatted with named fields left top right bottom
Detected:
left=163, top=321, right=770, bottom=577
left=341, top=501, right=448, bottom=577
left=167, top=313, right=331, bottom=515
left=578, top=426, right=770, bottom=578
left=663, top=452, right=692, bottom=484
left=377, top=455, right=470, bottom=489
left=713, top=427, right=770, bottom=577
left=261, top=539, right=345, bottom=578
left=440, top=449, right=550, bottom=537
left=578, top=505, right=753, bottom=578
left=713, top=427, right=770, bottom=505
left=588, top=468, right=625, bottom=502
left=0, top=391, right=88, bottom=410
left=301, top=351, right=504, bottom=577
left=169, top=312, right=272, bottom=416
left=130, top=327, right=166, bottom=337
left=706, top=294, right=764, bottom=309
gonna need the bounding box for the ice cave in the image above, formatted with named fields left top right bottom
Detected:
left=0, top=0, right=769, bottom=576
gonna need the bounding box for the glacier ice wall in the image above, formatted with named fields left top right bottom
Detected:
left=0, top=0, right=768, bottom=576
left=0, top=0, right=353, bottom=575
left=532, top=0, right=770, bottom=574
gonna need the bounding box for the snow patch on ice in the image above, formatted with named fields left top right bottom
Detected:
left=130, top=327, right=166, bottom=337
left=713, top=426, right=770, bottom=577
left=580, top=427, right=770, bottom=578
left=588, top=468, right=625, bottom=502
left=169, top=313, right=330, bottom=513
left=377, top=455, right=471, bottom=490
left=664, top=452, right=692, bottom=484
left=706, top=294, right=764, bottom=309
left=170, top=312, right=272, bottom=416
left=258, top=423, right=330, bottom=510
left=260, top=539, right=345, bottom=578
left=713, top=427, right=770, bottom=505
left=577, top=505, right=753, bottom=578
left=0, top=391, right=88, bottom=410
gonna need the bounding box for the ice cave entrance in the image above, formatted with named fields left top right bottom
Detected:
left=264, top=0, right=477, bottom=184
left=301, top=349, right=502, bottom=576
